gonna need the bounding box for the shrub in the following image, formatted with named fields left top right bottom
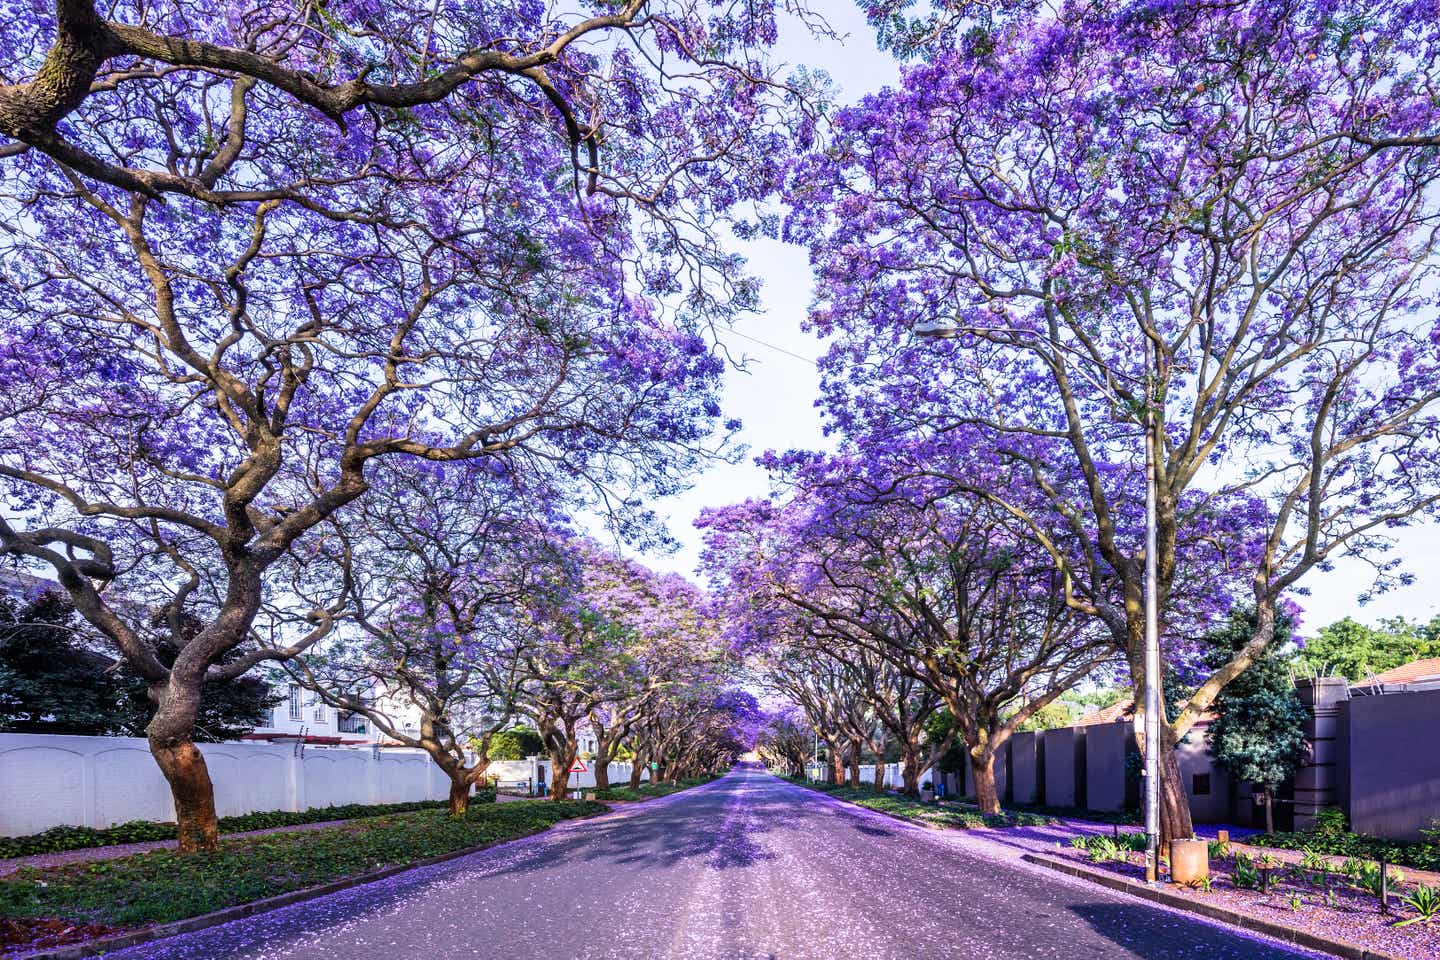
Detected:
left=1246, top=830, right=1438, bottom=873
left=1233, top=854, right=1260, bottom=890
left=1311, top=807, right=1347, bottom=836
left=1397, top=884, right=1440, bottom=928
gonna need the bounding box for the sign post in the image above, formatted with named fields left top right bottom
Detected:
left=569, top=758, right=587, bottom=799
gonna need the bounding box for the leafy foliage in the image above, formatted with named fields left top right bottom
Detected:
left=0, top=590, right=116, bottom=735
left=487, top=728, right=546, bottom=762
left=1205, top=610, right=1308, bottom=792
left=1300, top=616, right=1440, bottom=682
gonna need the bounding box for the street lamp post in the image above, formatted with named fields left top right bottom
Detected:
left=913, top=316, right=1165, bottom=883
left=1141, top=335, right=1162, bottom=884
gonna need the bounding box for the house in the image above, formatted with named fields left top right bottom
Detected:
left=1351, top=656, right=1440, bottom=695
left=246, top=684, right=426, bottom=746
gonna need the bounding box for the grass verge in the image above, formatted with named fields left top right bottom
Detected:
left=593, top=774, right=720, bottom=802
left=0, top=798, right=494, bottom=859
left=780, top=776, right=1058, bottom=829
left=0, top=800, right=602, bottom=931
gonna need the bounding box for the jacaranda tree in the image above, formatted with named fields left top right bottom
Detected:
left=0, top=0, right=810, bottom=849
left=790, top=0, right=1440, bottom=839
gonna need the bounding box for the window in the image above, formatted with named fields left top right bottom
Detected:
left=1192, top=773, right=1211, bottom=796
left=288, top=684, right=303, bottom=721
left=313, top=703, right=327, bottom=724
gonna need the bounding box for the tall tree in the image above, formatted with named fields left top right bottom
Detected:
left=1205, top=608, right=1309, bottom=834
left=0, top=587, right=115, bottom=734
left=790, top=1, right=1440, bottom=839
left=0, top=0, right=812, bottom=851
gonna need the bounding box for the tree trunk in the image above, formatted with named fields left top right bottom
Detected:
left=873, top=760, right=886, bottom=793
left=1261, top=788, right=1275, bottom=834
left=150, top=737, right=219, bottom=852
left=900, top=749, right=922, bottom=795
left=829, top=748, right=844, bottom=785
left=848, top=750, right=861, bottom=789
left=970, top=752, right=1000, bottom=815
left=148, top=681, right=219, bottom=853
left=1157, top=726, right=1193, bottom=844
left=448, top=776, right=472, bottom=816
left=551, top=762, right=573, bottom=801
left=629, top=756, right=645, bottom=789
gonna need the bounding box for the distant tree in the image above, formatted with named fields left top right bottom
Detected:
left=1299, top=617, right=1440, bottom=682
left=1015, top=701, right=1074, bottom=733
left=0, top=590, right=116, bottom=735
left=1205, top=609, right=1308, bottom=834
left=489, top=728, right=545, bottom=762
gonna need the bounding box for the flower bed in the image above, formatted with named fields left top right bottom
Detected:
left=1055, top=835, right=1440, bottom=958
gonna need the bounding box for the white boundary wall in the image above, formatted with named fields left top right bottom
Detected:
left=487, top=758, right=650, bottom=793
left=0, top=733, right=451, bottom=836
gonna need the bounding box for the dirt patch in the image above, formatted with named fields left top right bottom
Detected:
left=0, top=916, right=130, bottom=955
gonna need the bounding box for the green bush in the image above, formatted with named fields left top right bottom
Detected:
left=0, top=800, right=451, bottom=858
left=0, top=800, right=603, bottom=928
left=1246, top=830, right=1439, bottom=873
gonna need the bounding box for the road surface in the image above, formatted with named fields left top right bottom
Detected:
left=112, top=764, right=1326, bottom=960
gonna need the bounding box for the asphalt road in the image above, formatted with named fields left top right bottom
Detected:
left=111, top=764, right=1326, bottom=960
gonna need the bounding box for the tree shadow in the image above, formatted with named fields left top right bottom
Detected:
left=1067, top=902, right=1313, bottom=959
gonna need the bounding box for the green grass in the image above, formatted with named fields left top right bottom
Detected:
left=781, top=777, right=1058, bottom=829
left=0, top=799, right=478, bottom=859
left=0, top=800, right=602, bottom=929
left=593, top=774, right=719, bottom=802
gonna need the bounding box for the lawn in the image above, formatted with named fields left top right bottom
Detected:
left=0, top=798, right=466, bottom=859
left=0, top=800, right=603, bottom=932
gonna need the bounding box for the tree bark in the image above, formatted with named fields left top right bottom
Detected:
left=150, top=737, right=219, bottom=852
left=873, top=760, right=887, bottom=793
left=448, top=777, right=472, bottom=816
left=147, top=679, right=219, bottom=853
left=970, top=752, right=1000, bottom=815
left=551, top=761, right=573, bottom=801
left=900, top=749, right=922, bottom=796
left=592, top=745, right=611, bottom=792
left=829, top=748, right=844, bottom=785
left=1157, top=725, right=1193, bottom=844
left=629, top=755, right=645, bottom=789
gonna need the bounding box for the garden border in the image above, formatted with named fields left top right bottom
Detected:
left=11, top=808, right=610, bottom=960
left=1021, top=852, right=1410, bottom=960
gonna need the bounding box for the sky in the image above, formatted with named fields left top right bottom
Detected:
left=639, top=4, right=1440, bottom=637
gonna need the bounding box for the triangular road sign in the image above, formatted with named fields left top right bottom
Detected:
left=569, top=758, right=588, bottom=774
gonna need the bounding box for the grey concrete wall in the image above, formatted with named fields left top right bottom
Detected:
left=1009, top=731, right=1043, bottom=805
left=1347, top=688, right=1440, bottom=841
left=1176, top=725, right=1231, bottom=824
left=1043, top=727, right=1085, bottom=808
left=1085, top=721, right=1130, bottom=812
left=1293, top=677, right=1350, bottom=831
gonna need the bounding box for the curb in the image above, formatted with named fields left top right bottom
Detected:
left=1020, top=852, right=1410, bottom=960
left=12, top=808, right=609, bottom=960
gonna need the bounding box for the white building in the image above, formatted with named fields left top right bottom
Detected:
left=247, top=683, right=426, bottom=746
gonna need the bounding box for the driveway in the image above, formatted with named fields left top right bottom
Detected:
left=107, top=764, right=1330, bottom=959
